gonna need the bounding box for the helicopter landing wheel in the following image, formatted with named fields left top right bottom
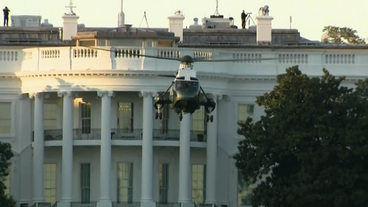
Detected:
left=206, top=114, right=210, bottom=122
left=158, top=112, right=163, bottom=120
left=210, top=115, right=213, bottom=122
left=179, top=113, right=183, bottom=121
left=155, top=112, right=159, bottom=120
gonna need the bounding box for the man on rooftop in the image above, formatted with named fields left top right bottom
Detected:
left=3, top=6, right=10, bottom=27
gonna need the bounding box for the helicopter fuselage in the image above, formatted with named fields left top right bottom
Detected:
left=169, top=80, right=201, bottom=114
left=153, top=62, right=216, bottom=122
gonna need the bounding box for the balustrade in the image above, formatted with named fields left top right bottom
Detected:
left=71, top=202, right=97, bottom=207
left=42, top=128, right=207, bottom=142
left=1, top=46, right=366, bottom=77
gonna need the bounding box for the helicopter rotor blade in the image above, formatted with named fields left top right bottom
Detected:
left=84, top=46, right=182, bottom=62
left=192, top=57, right=278, bottom=62
left=157, top=74, right=176, bottom=78
left=83, top=46, right=279, bottom=63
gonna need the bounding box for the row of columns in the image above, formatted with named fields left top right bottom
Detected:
left=30, top=91, right=220, bottom=207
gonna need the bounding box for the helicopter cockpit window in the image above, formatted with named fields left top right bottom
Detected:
left=174, top=80, right=200, bottom=96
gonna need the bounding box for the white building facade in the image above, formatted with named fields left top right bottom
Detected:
left=1, top=44, right=368, bottom=207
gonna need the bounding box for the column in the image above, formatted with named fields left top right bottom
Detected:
left=58, top=91, right=74, bottom=207
left=97, top=91, right=114, bottom=207
left=178, top=114, right=193, bottom=207
left=205, top=94, right=221, bottom=204
left=140, top=91, right=156, bottom=207
left=31, top=92, right=45, bottom=202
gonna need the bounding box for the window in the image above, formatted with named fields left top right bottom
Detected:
left=160, top=105, right=169, bottom=133
left=20, top=19, right=26, bottom=26
left=44, top=164, right=57, bottom=205
left=192, top=107, right=206, bottom=134
left=81, top=163, right=91, bottom=203
left=0, top=102, right=11, bottom=134
left=117, top=162, right=133, bottom=203
left=237, top=169, right=255, bottom=206
left=238, top=104, right=254, bottom=122
left=3, top=166, right=11, bottom=196
left=44, top=103, right=57, bottom=130
left=80, top=102, right=91, bottom=134
left=192, top=164, right=206, bottom=205
left=159, top=163, right=169, bottom=203
left=118, top=103, right=134, bottom=133
left=238, top=104, right=254, bottom=139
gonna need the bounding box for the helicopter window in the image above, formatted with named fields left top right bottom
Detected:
left=190, top=77, right=198, bottom=81
left=174, top=80, right=199, bottom=90
left=176, top=76, right=185, bottom=80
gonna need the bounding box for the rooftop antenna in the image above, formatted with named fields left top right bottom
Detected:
left=65, top=0, right=76, bottom=15
left=289, top=16, right=292, bottom=29
left=139, top=11, right=149, bottom=28
left=214, top=0, right=220, bottom=15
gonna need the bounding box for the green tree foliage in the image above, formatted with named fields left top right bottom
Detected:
left=0, top=142, right=15, bottom=207
left=322, top=26, right=366, bottom=44
left=233, top=66, right=368, bottom=207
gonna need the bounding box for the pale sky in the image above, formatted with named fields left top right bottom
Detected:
left=3, top=0, right=368, bottom=41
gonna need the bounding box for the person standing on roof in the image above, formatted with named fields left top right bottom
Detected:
left=3, top=6, right=10, bottom=27
left=241, top=10, right=247, bottom=29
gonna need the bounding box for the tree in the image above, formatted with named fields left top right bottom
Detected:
left=322, top=26, right=366, bottom=44
left=233, top=66, right=368, bottom=207
left=0, top=142, right=15, bottom=207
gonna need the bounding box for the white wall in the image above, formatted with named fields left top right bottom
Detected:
left=0, top=45, right=367, bottom=207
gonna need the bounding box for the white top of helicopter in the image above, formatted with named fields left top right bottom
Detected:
left=176, top=67, right=197, bottom=80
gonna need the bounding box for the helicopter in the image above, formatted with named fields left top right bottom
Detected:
left=152, top=55, right=217, bottom=122
left=84, top=46, right=277, bottom=122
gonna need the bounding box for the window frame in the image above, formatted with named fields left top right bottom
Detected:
left=235, top=102, right=256, bottom=140
left=79, top=102, right=92, bottom=135
left=160, top=104, right=169, bottom=134
left=0, top=100, right=15, bottom=138
left=80, top=162, right=91, bottom=204
left=191, top=164, right=207, bottom=205
left=117, top=102, right=134, bottom=133
left=43, top=102, right=59, bottom=130
left=44, top=163, right=57, bottom=205
left=116, top=162, right=134, bottom=203
left=158, top=163, right=169, bottom=204
left=237, top=168, right=256, bottom=207
left=191, top=106, right=207, bottom=134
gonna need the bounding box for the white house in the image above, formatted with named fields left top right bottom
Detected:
left=1, top=7, right=368, bottom=207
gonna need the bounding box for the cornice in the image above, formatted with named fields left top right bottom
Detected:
left=12, top=70, right=368, bottom=82
left=15, top=70, right=236, bottom=80
left=0, top=73, right=18, bottom=79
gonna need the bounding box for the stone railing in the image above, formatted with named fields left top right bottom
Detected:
left=42, top=128, right=207, bottom=142
left=1, top=46, right=368, bottom=77
left=112, top=202, right=141, bottom=207
left=71, top=202, right=97, bottom=207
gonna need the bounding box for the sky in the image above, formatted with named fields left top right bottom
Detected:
left=3, top=0, right=368, bottom=41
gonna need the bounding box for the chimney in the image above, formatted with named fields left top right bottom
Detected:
left=255, top=5, right=273, bottom=45
left=168, top=10, right=185, bottom=42
left=62, top=0, right=79, bottom=41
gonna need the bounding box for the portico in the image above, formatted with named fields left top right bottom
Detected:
left=25, top=90, right=220, bottom=207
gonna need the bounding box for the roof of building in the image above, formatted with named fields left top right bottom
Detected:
left=1, top=23, right=368, bottom=49
left=0, top=27, right=74, bottom=46
left=74, top=26, right=179, bottom=41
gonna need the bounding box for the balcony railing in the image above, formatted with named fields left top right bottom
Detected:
left=112, top=202, right=141, bottom=207
left=156, top=203, right=181, bottom=207
left=3, top=46, right=368, bottom=77
left=42, top=128, right=207, bottom=142
left=71, top=202, right=97, bottom=207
